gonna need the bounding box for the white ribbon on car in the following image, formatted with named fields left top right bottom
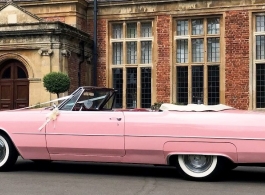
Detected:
left=1, top=95, right=70, bottom=131
left=38, top=107, right=60, bottom=131
left=35, top=96, right=71, bottom=131
left=11, top=96, right=71, bottom=111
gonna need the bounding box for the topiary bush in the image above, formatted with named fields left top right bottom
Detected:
left=43, top=72, right=70, bottom=98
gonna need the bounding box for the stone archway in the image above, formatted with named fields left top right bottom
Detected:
left=0, top=59, right=29, bottom=110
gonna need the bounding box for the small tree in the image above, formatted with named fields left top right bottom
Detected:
left=43, top=72, right=70, bottom=98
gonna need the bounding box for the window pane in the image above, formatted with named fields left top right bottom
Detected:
left=208, top=66, right=220, bottom=105
left=141, top=67, right=151, bottom=108
left=177, top=20, right=188, bottom=36
left=127, top=23, right=137, bottom=38
left=176, top=39, right=188, bottom=63
left=103, top=94, right=115, bottom=110
left=112, top=42, right=123, bottom=65
left=192, top=66, right=204, bottom=104
left=207, top=38, right=220, bottom=62
left=112, top=24, right=123, bottom=39
left=141, top=22, right=152, bottom=37
left=17, top=66, right=27, bottom=78
left=192, top=39, right=204, bottom=62
left=177, top=66, right=188, bottom=105
left=256, top=35, right=265, bottom=60
left=1, top=67, right=11, bottom=79
left=141, top=41, right=152, bottom=64
left=256, top=64, right=265, bottom=108
left=256, top=16, right=265, bottom=32
left=127, top=42, right=137, bottom=64
left=207, top=18, right=220, bottom=34
left=192, top=19, right=204, bottom=35
left=113, top=68, right=123, bottom=108
left=126, top=68, right=137, bottom=108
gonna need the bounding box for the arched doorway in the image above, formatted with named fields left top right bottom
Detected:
left=0, top=60, right=29, bottom=110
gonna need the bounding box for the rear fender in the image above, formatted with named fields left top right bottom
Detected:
left=164, top=141, right=238, bottom=164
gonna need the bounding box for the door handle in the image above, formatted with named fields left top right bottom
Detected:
left=109, top=117, right=122, bottom=121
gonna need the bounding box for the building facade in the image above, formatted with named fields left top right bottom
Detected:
left=0, top=0, right=264, bottom=110
left=0, top=0, right=93, bottom=109
left=91, top=0, right=265, bottom=110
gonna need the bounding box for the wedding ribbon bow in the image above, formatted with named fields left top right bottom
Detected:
left=38, top=107, right=60, bottom=131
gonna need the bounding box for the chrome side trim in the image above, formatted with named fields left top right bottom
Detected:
left=13, top=133, right=45, bottom=135
left=13, top=132, right=123, bottom=137
left=124, top=134, right=265, bottom=141
left=13, top=133, right=265, bottom=141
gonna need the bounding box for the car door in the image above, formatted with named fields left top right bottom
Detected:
left=45, top=110, right=125, bottom=157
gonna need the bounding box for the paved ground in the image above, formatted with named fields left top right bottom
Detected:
left=0, top=157, right=265, bottom=195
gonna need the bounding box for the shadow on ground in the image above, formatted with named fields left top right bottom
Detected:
left=13, top=158, right=265, bottom=183
left=14, top=159, right=178, bottom=179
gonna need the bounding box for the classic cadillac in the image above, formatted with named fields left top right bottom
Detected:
left=0, top=86, right=265, bottom=181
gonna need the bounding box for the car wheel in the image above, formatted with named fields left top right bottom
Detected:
left=0, top=134, right=18, bottom=171
left=176, top=155, right=224, bottom=181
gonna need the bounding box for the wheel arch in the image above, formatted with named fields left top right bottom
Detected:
left=0, top=129, right=20, bottom=156
left=164, top=141, right=238, bottom=165
left=167, top=153, right=235, bottom=166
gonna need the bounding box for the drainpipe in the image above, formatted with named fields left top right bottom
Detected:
left=93, top=0, right=98, bottom=86
left=78, top=41, right=85, bottom=87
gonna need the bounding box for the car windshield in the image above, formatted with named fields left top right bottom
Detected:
left=59, top=87, right=115, bottom=111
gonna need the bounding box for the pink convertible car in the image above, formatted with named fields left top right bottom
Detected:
left=0, top=86, right=265, bottom=181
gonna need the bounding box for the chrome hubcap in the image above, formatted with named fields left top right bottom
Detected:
left=0, top=140, right=6, bottom=162
left=183, top=155, right=213, bottom=173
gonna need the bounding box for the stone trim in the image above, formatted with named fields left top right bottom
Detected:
left=0, top=22, right=93, bottom=47
left=0, top=52, right=34, bottom=78
left=38, top=48, right=53, bottom=56
left=28, top=78, right=41, bottom=82
left=91, top=0, right=187, bottom=7
left=61, top=49, right=71, bottom=58
left=0, top=1, right=43, bottom=21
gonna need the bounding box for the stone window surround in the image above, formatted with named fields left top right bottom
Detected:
left=172, top=15, right=224, bottom=105
left=253, top=13, right=265, bottom=109
left=108, top=20, right=154, bottom=109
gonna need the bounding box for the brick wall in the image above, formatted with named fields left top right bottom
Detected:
left=96, top=19, right=107, bottom=87
left=156, top=15, right=171, bottom=103
left=68, top=53, right=87, bottom=93
left=77, top=16, right=88, bottom=32
left=87, top=18, right=106, bottom=87
left=87, top=19, right=93, bottom=35
left=225, top=10, right=249, bottom=110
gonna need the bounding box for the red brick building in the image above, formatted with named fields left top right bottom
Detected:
left=88, top=0, right=264, bottom=110
left=0, top=0, right=264, bottom=110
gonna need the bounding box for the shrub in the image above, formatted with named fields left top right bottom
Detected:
left=43, top=72, right=70, bottom=98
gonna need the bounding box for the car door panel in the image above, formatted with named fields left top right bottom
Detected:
left=45, top=111, right=125, bottom=157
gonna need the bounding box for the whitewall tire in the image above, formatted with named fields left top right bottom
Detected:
left=176, top=155, right=224, bottom=181
left=0, top=134, right=18, bottom=171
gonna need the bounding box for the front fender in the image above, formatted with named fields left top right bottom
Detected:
left=163, top=141, right=238, bottom=164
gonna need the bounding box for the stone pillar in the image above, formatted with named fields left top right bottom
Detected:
left=38, top=47, right=56, bottom=100
left=61, top=49, right=71, bottom=73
